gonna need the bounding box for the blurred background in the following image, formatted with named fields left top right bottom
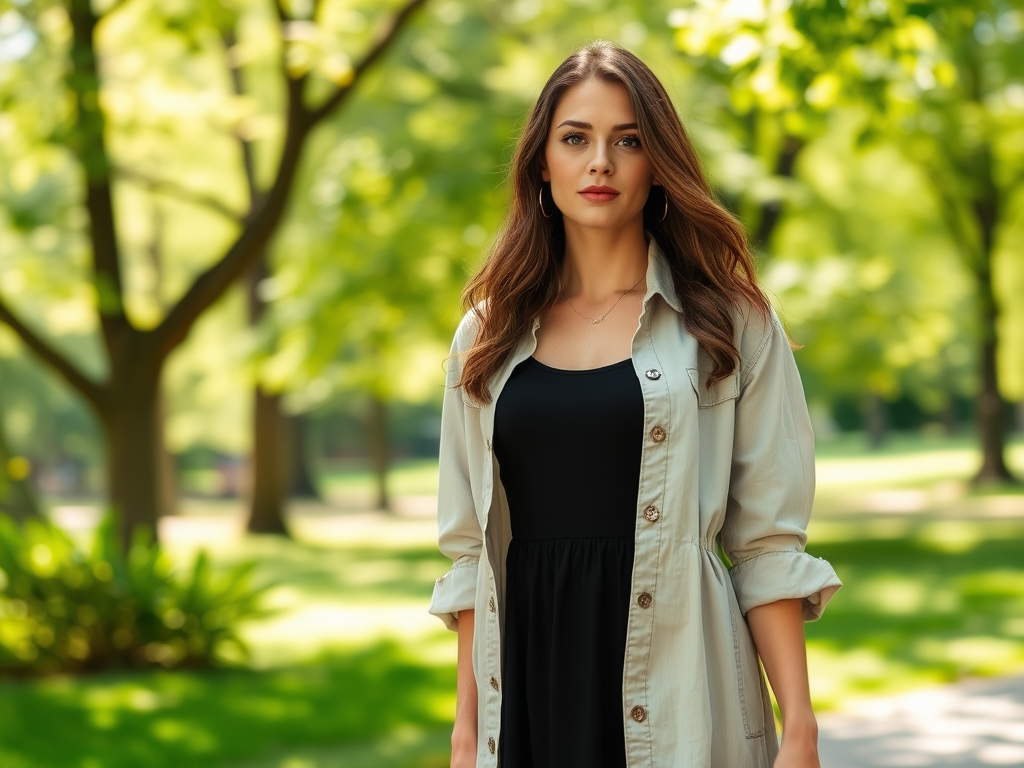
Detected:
left=0, top=0, right=1021, bottom=766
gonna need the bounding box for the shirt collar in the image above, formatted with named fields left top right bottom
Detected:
left=644, top=236, right=684, bottom=314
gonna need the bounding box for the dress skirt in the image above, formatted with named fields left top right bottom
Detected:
left=492, top=357, right=644, bottom=768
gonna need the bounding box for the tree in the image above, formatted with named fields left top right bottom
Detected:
left=670, top=0, right=1024, bottom=477
left=0, top=0, right=427, bottom=548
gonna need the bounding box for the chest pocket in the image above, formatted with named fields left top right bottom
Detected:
left=686, top=368, right=739, bottom=408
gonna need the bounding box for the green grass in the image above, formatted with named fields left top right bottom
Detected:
left=319, top=459, right=442, bottom=500
left=0, top=532, right=459, bottom=768
left=0, top=642, right=454, bottom=768
left=803, top=519, right=1024, bottom=708
left=2, top=433, right=1023, bottom=767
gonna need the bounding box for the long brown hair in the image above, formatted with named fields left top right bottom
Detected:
left=459, top=41, right=770, bottom=404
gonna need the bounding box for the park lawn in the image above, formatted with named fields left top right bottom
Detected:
left=0, top=533, right=460, bottom=768
left=0, top=435, right=1022, bottom=767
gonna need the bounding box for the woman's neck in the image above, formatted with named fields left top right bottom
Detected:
left=559, top=219, right=649, bottom=300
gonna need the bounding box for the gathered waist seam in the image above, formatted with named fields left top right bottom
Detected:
left=510, top=535, right=635, bottom=542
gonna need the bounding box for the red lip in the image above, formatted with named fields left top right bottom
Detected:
left=580, top=185, right=619, bottom=194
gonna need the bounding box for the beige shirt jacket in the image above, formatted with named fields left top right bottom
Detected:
left=428, top=239, right=843, bottom=768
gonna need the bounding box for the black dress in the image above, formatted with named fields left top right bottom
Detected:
left=493, top=356, right=644, bottom=768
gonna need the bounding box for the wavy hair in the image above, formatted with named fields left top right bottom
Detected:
left=459, top=42, right=770, bottom=403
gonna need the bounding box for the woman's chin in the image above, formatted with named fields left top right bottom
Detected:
left=562, top=210, right=644, bottom=231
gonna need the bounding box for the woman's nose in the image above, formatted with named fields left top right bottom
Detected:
left=588, top=143, right=613, bottom=175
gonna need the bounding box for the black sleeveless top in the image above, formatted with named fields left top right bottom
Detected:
left=493, top=356, right=644, bottom=768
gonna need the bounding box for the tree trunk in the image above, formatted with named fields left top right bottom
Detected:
left=103, top=372, right=161, bottom=550
left=751, top=133, right=804, bottom=252
left=864, top=392, right=887, bottom=450
left=367, top=396, right=390, bottom=512
left=247, top=386, right=290, bottom=534
left=244, top=248, right=291, bottom=535
left=974, top=266, right=1014, bottom=483
left=288, top=413, right=320, bottom=499
left=156, top=387, right=178, bottom=517
left=968, top=137, right=1015, bottom=484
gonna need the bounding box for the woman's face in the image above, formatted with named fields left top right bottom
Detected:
left=541, top=77, right=654, bottom=231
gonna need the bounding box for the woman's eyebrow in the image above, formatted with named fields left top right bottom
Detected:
left=555, top=120, right=639, bottom=131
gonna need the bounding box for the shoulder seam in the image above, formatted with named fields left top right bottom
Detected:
left=739, top=314, right=775, bottom=388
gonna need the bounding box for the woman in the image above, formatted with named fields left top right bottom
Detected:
left=429, top=42, right=842, bottom=768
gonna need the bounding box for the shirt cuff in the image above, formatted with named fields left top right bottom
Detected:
left=428, top=556, right=479, bottom=631
left=729, top=550, right=842, bottom=621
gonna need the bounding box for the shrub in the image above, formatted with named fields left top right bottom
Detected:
left=0, top=513, right=274, bottom=676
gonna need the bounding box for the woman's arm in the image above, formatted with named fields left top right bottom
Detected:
left=746, top=598, right=819, bottom=768
left=451, top=609, right=478, bottom=768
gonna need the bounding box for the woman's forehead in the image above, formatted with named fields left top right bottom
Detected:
left=550, top=78, right=637, bottom=129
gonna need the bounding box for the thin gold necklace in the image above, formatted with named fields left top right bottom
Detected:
left=558, top=272, right=645, bottom=324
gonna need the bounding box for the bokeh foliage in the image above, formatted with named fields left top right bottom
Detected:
left=1, top=0, right=1021, bottom=508
left=0, top=513, right=271, bottom=676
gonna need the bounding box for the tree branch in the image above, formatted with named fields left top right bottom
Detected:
left=220, top=28, right=260, bottom=208
left=150, top=117, right=309, bottom=362
left=68, top=0, right=133, bottom=351
left=116, top=166, right=245, bottom=223
left=0, top=296, right=106, bottom=414
left=307, top=0, right=428, bottom=126
left=147, top=0, right=427, bottom=364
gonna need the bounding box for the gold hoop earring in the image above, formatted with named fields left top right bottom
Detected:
left=539, top=186, right=553, bottom=219
left=659, top=189, right=669, bottom=223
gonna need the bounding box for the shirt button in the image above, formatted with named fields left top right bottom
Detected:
left=637, top=592, right=653, bottom=609
left=487, top=736, right=496, bottom=754
left=486, top=438, right=492, bottom=451
left=488, top=595, right=495, bottom=612
left=630, top=705, right=647, bottom=722
left=645, top=369, right=661, bottom=380
left=643, top=505, right=660, bottom=522
left=490, top=676, right=500, bottom=691
left=651, top=425, right=666, bottom=443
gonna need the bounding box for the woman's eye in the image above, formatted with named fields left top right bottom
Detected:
left=619, top=135, right=642, bottom=148
left=561, top=133, right=585, bottom=146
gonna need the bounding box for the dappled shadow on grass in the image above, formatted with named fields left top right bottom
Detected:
left=217, top=538, right=450, bottom=604
left=220, top=728, right=453, bottom=768
left=0, top=640, right=455, bottom=768
left=805, top=523, right=1024, bottom=703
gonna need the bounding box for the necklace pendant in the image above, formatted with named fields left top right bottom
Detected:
left=592, top=317, right=603, bottom=324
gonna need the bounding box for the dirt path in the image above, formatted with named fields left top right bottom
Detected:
left=817, top=675, right=1024, bottom=767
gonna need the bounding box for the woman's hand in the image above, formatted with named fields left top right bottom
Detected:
left=773, top=720, right=820, bottom=768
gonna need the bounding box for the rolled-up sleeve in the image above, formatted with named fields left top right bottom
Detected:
left=722, top=310, right=842, bottom=621
left=428, top=314, right=483, bottom=631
